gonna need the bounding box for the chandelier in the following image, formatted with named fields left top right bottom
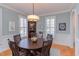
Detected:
left=27, top=3, right=39, bottom=21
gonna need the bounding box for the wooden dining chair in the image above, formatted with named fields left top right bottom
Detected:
left=8, top=39, right=27, bottom=56
left=8, top=39, right=19, bottom=56
left=41, top=41, right=52, bottom=56
left=38, top=31, right=43, bottom=38
left=47, top=34, right=53, bottom=40
left=46, top=34, right=53, bottom=55
left=47, top=40, right=53, bottom=55
left=13, top=34, right=21, bottom=44
left=35, top=39, right=53, bottom=56
left=18, top=48, right=30, bottom=56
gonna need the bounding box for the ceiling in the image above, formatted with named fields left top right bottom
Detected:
left=2, top=3, right=74, bottom=16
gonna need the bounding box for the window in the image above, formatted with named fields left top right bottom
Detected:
left=46, top=16, right=55, bottom=35
left=20, top=17, right=28, bottom=37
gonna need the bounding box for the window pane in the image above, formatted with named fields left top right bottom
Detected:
left=50, top=28, right=54, bottom=32
left=20, top=18, right=24, bottom=27
left=50, top=24, right=54, bottom=27
left=50, top=21, right=54, bottom=25
left=46, top=30, right=50, bottom=34
left=24, top=28, right=27, bottom=35
left=20, top=18, right=27, bottom=27
left=46, top=16, right=55, bottom=35
left=20, top=28, right=27, bottom=36
left=23, top=19, right=27, bottom=27
left=20, top=28, right=24, bottom=35
left=20, top=17, right=28, bottom=37
left=50, top=31, right=54, bottom=34
left=51, top=19, right=55, bottom=21
left=46, top=19, right=50, bottom=24
left=46, top=28, right=49, bottom=32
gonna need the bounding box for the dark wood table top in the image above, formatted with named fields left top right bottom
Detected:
left=18, top=38, right=44, bottom=50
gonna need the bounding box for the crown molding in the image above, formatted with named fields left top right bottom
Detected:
left=0, top=4, right=74, bottom=17
left=0, top=4, right=27, bottom=16
left=39, top=9, right=72, bottom=16
left=39, top=4, right=74, bottom=16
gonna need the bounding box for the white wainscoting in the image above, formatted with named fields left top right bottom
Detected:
left=0, top=35, right=14, bottom=52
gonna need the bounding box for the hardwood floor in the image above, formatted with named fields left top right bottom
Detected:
left=0, top=49, right=12, bottom=56
left=0, top=44, right=75, bottom=56
left=51, top=44, right=75, bottom=56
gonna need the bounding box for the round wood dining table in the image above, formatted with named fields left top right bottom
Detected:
left=18, top=38, right=44, bottom=50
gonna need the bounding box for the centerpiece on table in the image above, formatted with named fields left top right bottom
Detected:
left=31, top=36, right=38, bottom=43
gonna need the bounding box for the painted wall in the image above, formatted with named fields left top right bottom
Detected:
left=0, top=6, right=25, bottom=52
left=37, top=12, right=73, bottom=48
left=2, top=7, right=20, bottom=35
left=54, top=12, right=73, bottom=48
left=0, top=7, right=2, bottom=36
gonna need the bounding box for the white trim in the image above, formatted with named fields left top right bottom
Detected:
left=0, top=4, right=27, bottom=16
left=0, top=47, right=9, bottom=53
left=70, top=9, right=74, bottom=48
left=39, top=9, right=72, bottom=16
left=0, top=8, right=2, bottom=36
